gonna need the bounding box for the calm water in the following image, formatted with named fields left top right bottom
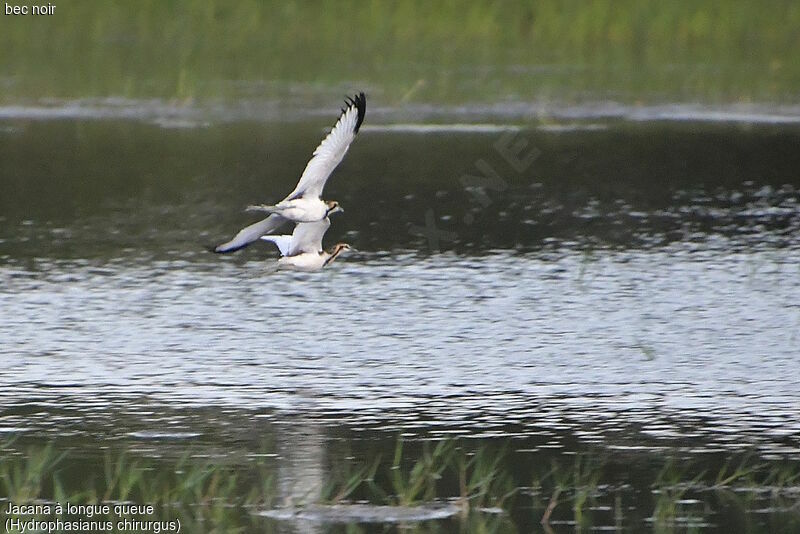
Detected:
left=1, top=101, right=800, bottom=532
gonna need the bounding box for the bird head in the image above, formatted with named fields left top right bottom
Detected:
left=326, top=200, right=343, bottom=216
left=323, top=243, right=353, bottom=267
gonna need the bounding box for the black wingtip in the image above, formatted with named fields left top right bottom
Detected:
left=347, top=92, right=366, bottom=133
left=209, top=243, right=249, bottom=254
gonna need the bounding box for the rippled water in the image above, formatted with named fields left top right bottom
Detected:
left=1, top=103, right=800, bottom=531
left=3, top=248, right=800, bottom=449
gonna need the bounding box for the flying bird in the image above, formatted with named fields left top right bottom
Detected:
left=260, top=214, right=353, bottom=271
left=213, top=93, right=366, bottom=253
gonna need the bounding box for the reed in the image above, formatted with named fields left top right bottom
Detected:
left=2, top=1, right=798, bottom=103
left=1, top=439, right=798, bottom=531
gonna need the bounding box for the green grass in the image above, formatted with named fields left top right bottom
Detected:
left=532, top=455, right=604, bottom=527
left=1, top=439, right=799, bottom=531
left=1, top=0, right=799, bottom=104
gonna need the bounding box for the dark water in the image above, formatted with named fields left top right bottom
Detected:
left=1, top=102, right=800, bottom=532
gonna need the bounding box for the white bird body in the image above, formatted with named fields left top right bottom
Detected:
left=276, top=245, right=351, bottom=272
left=277, top=252, right=333, bottom=272
left=214, top=93, right=366, bottom=254
left=247, top=197, right=330, bottom=222
left=261, top=218, right=331, bottom=256
left=260, top=217, right=351, bottom=272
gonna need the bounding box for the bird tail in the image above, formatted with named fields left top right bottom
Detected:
left=245, top=204, right=278, bottom=214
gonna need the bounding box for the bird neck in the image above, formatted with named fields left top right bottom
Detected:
left=323, top=245, right=346, bottom=267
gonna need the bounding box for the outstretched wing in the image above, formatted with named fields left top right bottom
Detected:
left=284, top=92, right=366, bottom=201
left=213, top=214, right=289, bottom=253
left=259, top=234, right=292, bottom=256
left=287, top=218, right=331, bottom=256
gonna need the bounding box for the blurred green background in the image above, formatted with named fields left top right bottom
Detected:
left=2, top=0, right=799, bottom=105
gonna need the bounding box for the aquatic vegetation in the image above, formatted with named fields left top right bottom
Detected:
left=532, top=455, right=604, bottom=527
left=0, top=443, right=65, bottom=502
left=452, top=442, right=515, bottom=510
left=100, top=450, right=143, bottom=502
left=650, top=459, right=707, bottom=527
left=318, top=439, right=515, bottom=513
left=1, top=1, right=799, bottom=103
left=387, top=439, right=454, bottom=506
left=1, top=439, right=799, bottom=532
left=321, top=454, right=381, bottom=504
left=0, top=444, right=257, bottom=532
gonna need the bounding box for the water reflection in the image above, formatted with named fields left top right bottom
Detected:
left=275, top=421, right=326, bottom=534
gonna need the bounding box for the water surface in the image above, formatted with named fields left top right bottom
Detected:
left=1, top=105, right=800, bottom=532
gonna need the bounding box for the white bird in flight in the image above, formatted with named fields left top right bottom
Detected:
left=214, top=93, right=366, bottom=253
left=261, top=213, right=353, bottom=271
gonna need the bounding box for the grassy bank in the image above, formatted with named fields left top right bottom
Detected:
left=1, top=438, right=799, bottom=532
left=1, top=0, right=799, bottom=104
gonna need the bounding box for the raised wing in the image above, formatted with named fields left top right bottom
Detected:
left=284, top=92, right=366, bottom=201
left=287, top=218, right=330, bottom=256
left=213, top=214, right=288, bottom=253
left=259, top=234, right=292, bottom=256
